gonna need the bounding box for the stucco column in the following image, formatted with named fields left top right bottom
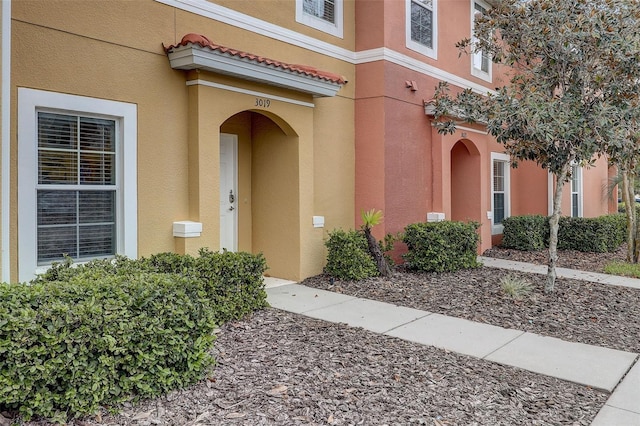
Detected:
left=182, top=82, right=220, bottom=253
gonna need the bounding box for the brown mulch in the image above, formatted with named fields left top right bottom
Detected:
left=300, top=245, right=640, bottom=354
left=14, top=246, right=638, bottom=426
left=481, top=244, right=629, bottom=273
left=62, top=309, right=606, bottom=426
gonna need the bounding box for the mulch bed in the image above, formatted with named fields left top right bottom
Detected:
left=301, top=263, right=640, bottom=354
left=62, top=309, right=606, bottom=426
left=481, top=244, right=629, bottom=273
left=13, top=246, right=638, bottom=425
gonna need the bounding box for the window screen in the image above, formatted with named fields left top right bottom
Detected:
left=303, top=0, right=336, bottom=24
left=411, top=0, right=434, bottom=48
left=37, top=112, right=116, bottom=263
left=493, top=160, right=505, bottom=224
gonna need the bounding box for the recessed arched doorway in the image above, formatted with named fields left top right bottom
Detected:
left=219, top=110, right=300, bottom=280
left=450, top=139, right=481, bottom=224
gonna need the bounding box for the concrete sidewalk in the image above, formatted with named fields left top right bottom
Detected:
left=479, top=256, right=640, bottom=290
left=264, top=262, right=640, bottom=425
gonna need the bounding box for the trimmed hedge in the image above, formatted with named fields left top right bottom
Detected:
left=501, top=215, right=548, bottom=251
left=501, top=214, right=626, bottom=253
left=138, top=249, right=269, bottom=324
left=0, top=249, right=268, bottom=422
left=557, top=215, right=626, bottom=252
left=402, top=221, right=480, bottom=272
left=324, top=229, right=378, bottom=280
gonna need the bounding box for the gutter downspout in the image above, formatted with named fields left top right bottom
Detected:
left=2, top=0, right=10, bottom=283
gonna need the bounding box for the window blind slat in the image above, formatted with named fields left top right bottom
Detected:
left=37, top=191, right=77, bottom=225
left=38, top=112, right=77, bottom=150
left=79, top=117, right=115, bottom=152
left=79, top=191, right=115, bottom=223
left=38, top=151, right=77, bottom=184
left=36, top=111, right=118, bottom=264
left=38, top=226, right=78, bottom=261
left=80, top=153, right=115, bottom=184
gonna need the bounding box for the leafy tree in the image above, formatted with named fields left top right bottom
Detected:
left=432, top=0, right=640, bottom=292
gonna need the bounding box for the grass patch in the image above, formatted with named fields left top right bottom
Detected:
left=603, top=261, right=640, bottom=278
left=500, top=274, right=533, bottom=301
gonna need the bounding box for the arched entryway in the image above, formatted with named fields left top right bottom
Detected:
left=450, top=139, right=482, bottom=224
left=219, top=110, right=300, bottom=280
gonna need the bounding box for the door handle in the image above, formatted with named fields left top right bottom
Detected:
left=229, top=190, right=235, bottom=203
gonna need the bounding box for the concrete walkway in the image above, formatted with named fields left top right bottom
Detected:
left=264, top=259, right=640, bottom=426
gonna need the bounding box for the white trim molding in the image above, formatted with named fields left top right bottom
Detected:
left=2, top=0, right=10, bottom=283
left=155, top=0, right=496, bottom=95
left=156, top=0, right=354, bottom=62
left=406, top=0, right=438, bottom=60
left=358, top=48, right=494, bottom=95
left=491, top=152, right=510, bottom=235
left=470, top=0, right=492, bottom=82
left=17, top=88, right=137, bottom=282
left=186, top=80, right=316, bottom=108
left=167, top=43, right=344, bottom=97
left=570, top=163, right=583, bottom=218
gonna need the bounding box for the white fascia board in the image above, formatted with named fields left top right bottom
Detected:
left=157, top=0, right=497, bottom=96
left=356, top=47, right=495, bottom=95
left=168, top=45, right=342, bottom=97
left=156, top=0, right=355, bottom=62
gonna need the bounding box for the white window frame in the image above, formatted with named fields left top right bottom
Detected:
left=296, top=0, right=344, bottom=39
left=18, top=88, right=137, bottom=281
left=470, top=0, right=492, bottom=81
left=406, top=0, right=438, bottom=59
left=491, top=152, right=510, bottom=235
left=570, top=164, right=583, bottom=218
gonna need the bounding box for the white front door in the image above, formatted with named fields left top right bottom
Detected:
left=220, top=133, right=238, bottom=251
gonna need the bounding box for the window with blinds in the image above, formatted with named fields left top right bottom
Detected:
left=411, top=0, right=434, bottom=49
left=493, top=159, right=506, bottom=225
left=303, top=0, right=336, bottom=24
left=571, top=165, right=581, bottom=217
left=36, top=112, right=116, bottom=263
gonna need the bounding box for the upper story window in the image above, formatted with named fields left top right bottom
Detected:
left=471, top=0, right=492, bottom=81
left=18, top=88, right=137, bottom=281
left=296, top=0, right=344, bottom=38
left=406, top=0, right=438, bottom=59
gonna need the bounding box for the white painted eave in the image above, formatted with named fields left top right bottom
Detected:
left=167, top=44, right=344, bottom=98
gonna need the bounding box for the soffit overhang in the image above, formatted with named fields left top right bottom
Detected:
left=164, top=34, right=347, bottom=98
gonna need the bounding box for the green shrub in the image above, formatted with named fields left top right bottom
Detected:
left=324, top=229, right=378, bottom=280
left=402, top=221, right=480, bottom=272
left=501, top=215, right=548, bottom=251
left=0, top=272, right=216, bottom=422
left=557, top=214, right=626, bottom=252
left=139, top=249, right=269, bottom=324
left=2, top=249, right=268, bottom=422
left=501, top=214, right=626, bottom=253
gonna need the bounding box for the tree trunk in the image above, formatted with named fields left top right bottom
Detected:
left=621, top=170, right=637, bottom=262
left=363, top=227, right=392, bottom=278
left=546, top=163, right=570, bottom=294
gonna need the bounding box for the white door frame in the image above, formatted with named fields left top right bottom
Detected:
left=219, top=133, right=238, bottom=251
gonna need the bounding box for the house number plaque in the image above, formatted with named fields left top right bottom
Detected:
left=255, top=98, right=271, bottom=107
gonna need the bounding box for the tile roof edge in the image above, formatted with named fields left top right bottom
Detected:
left=164, top=33, right=347, bottom=85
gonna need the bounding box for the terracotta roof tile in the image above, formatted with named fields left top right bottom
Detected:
left=164, top=33, right=347, bottom=85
